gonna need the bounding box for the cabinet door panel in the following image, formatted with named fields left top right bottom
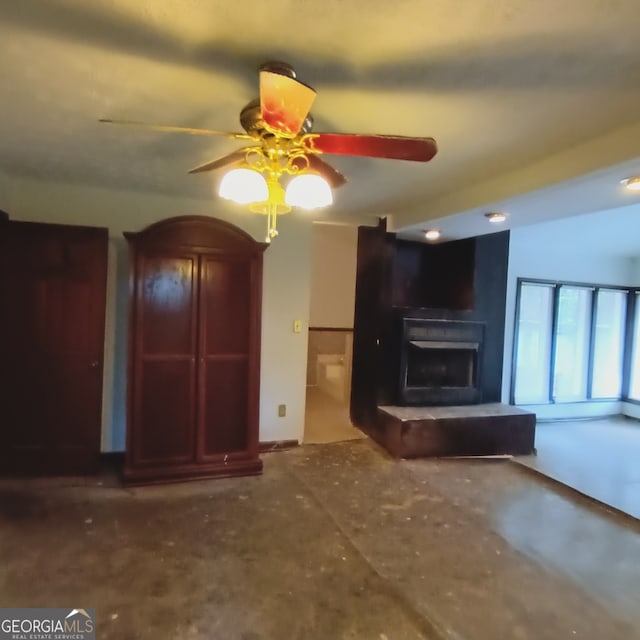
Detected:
left=136, top=360, right=195, bottom=464
left=201, top=359, right=249, bottom=455
left=201, top=258, right=250, bottom=354
left=199, top=257, right=252, bottom=459
left=132, top=253, right=197, bottom=466
left=139, top=255, right=196, bottom=355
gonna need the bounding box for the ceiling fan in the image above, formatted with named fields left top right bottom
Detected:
left=100, top=62, right=438, bottom=241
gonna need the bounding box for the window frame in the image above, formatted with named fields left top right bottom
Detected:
left=511, top=278, right=636, bottom=406
left=624, top=290, right=640, bottom=403
left=511, top=281, right=555, bottom=404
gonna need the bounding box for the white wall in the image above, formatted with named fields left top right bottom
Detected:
left=4, top=176, right=313, bottom=449
left=621, top=403, right=640, bottom=420
left=258, top=215, right=312, bottom=443
left=308, top=223, right=358, bottom=328
left=503, top=222, right=637, bottom=419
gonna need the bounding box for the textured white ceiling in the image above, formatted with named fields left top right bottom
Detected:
left=1, top=0, right=640, bottom=236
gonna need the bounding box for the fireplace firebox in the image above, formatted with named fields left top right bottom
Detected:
left=399, top=318, right=484, bottom=405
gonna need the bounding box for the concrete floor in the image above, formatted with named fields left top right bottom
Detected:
left=515, top=416, right=640, bottom=520
left=1, top=440, right=639, bottom=639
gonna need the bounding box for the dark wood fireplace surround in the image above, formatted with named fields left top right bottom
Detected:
left=350, top=219, right=535, bottom=458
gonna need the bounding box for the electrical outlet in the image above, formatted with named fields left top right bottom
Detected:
left=278, top=404, right=286, bottom=417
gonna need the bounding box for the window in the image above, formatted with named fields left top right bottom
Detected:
left=591, top=290, right=627, bottom=398
left=630, top=292, right=640, bottom=401
left=512, top=280, right=632, bottom=405
left=513, top=283, right=554, bottom=404
left=552, top=286, right=592, bottom=401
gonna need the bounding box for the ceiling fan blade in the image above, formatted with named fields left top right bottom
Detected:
left=305, top=155, right=347, bottom=188
left=306, top=133, right=437, bottom=162
left=188, top=149, right=252, bottom=174
left=99, top=118, right=252, bottom=140
left=259, top=70, right=316, bottom=137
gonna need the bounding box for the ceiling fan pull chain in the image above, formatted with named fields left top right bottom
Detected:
left=266, top=205, right=279, bottom=243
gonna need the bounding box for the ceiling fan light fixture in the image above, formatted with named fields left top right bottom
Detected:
left=285, top=173, right=333, bottom=209
left=621, top=176, right=640, bottom=191
left=485, top=212, right=508, bottom=223
left=101, top=61, right=438, bottom=242
left=424, top=229, right=440, bottom=241
left=219, top=168, right=268, bottom=204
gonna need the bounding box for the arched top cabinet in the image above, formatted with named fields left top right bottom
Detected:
left=124, top=216, right=267, bottom=484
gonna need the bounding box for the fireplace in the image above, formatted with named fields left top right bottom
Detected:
left=399, top=318, right=484, bottom=405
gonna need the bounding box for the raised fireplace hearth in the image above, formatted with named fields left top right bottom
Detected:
left=399, top=318, right=484, bottom=406
left=376, top=403, right=536, bottom=458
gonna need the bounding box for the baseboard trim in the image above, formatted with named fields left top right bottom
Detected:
left=100, top=443, right=300, bottom=466
left=258, top=439, right=299, bottom=453
left=100, top=451, right=125, bottom=471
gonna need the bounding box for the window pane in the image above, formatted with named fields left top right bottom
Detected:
left=630, top=293, right=640, bottom=400
left=553, top=286, right=591, bottom=401
left=514, top=283, right=554, bottom=404
left=591, top=289, right=626, bottom=398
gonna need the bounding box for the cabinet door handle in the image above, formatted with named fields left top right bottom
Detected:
left=89, top=360, right=99, bottom=368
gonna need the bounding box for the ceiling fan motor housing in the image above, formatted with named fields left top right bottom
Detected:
left=240, top=98, right=314, bottom=136
left=258, top=61, right=297, bottom=78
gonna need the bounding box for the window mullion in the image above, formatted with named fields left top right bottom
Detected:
left=586, top=288, right=598, bottom=400
left=548, top=284, right=561, bottom=404
left=621, top=290, right=637, bottom=400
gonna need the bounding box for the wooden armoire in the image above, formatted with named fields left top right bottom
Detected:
left=124, top=216, right=266, bottom=484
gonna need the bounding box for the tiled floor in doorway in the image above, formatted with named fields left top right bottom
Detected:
left=303, top=386, right=366, bottom=444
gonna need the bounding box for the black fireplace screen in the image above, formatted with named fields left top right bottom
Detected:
left=399, top=319, right=485, bottom=405
left=407, top=341, right=478, bottom=388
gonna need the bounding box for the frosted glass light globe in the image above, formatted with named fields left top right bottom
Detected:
left=285, top=174, right=333, bottom=209
left=219, top=168, right=268, bottom=204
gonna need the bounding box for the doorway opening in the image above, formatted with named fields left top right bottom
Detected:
left=304, top=329, right=364, bottom=444
left=303, top=222, right=363, bottom=444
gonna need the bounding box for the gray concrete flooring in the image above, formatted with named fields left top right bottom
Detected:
left=1, top=440, right=639, bottom=640
left=515, top=417, right=640, bottom=520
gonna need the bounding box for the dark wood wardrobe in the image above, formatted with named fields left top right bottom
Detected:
left=124, top=216, right=266, bottom=484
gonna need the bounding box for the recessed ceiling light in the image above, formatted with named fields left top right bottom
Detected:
left=484, top=212, right=508, bottom=223
left=621, top=177, right=640, bottom=191
left=424, top=229, right=440, bottom=241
